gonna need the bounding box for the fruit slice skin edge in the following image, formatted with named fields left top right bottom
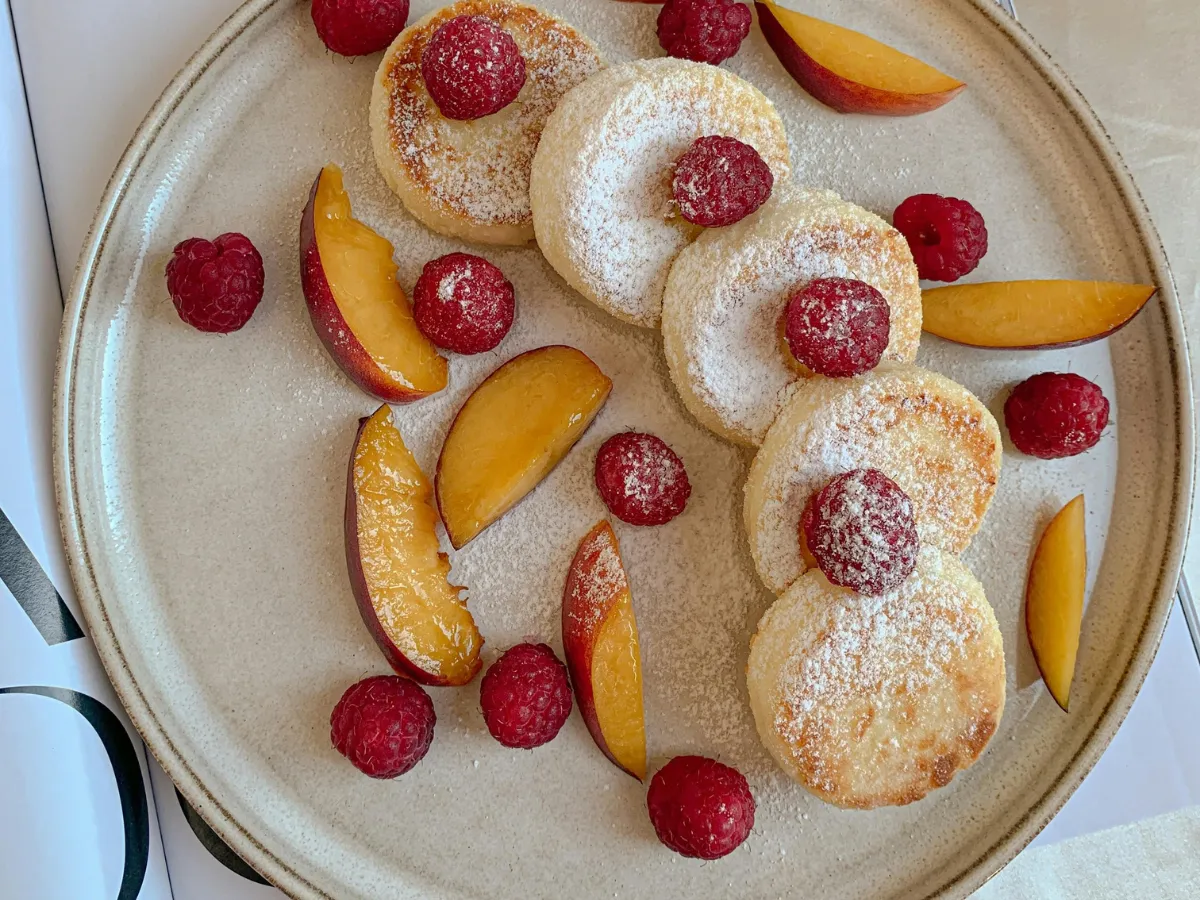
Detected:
left=922, top=280, right=1156, bottom=349
left=1025, top=495, right=1086, bottom=712
left=562, top=521, right=648, bottom=781
left=346, top=405, right=482, bottom=687
left=300, top=164, right=448, bottom=402
left=756, top=1, right=965, bottom=116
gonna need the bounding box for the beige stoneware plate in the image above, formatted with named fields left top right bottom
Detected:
left=55, top=1, right=1193, bottom=898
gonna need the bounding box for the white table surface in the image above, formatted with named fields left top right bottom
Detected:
left=9, top=0, right=1200, bottom=877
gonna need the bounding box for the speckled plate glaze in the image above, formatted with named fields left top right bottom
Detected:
left=54, top=1, right=1194, bottom=898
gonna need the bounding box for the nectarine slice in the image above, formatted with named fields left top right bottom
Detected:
left=922, top=280, right=1156, bottom=349
left=301, top=164, right=448, bottom=402
left=757, top=2, right=965, bottom=116
left=1025, top=495, right=1086, bottom=711
left=347, top=405, right=482, bottom=686
left=435, top=346, right=612, bottom=548
left=562, top=521, right=647, bottom=780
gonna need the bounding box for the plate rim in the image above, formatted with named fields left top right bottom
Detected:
left=52, top=1, right=1196, bottom=898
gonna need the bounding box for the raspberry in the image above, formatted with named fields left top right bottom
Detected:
left=657, top=0, right=752, bottom=65
left=165, top=233, right=264, bottom=333
left=1004, top=372, right=1109, bottom=459
left=801, top=469, right=919, bottom=596
left=595, top=433, right=692, bottom=526
left=311, top=0, right=409, bottom=56
left=479, top=643, right=573, bottom=749
left=647, top=756, right=755, bottom=859
left=672, top=136, right=774, bottom=228
left=412, top=253, right=515, bottom=354
left=784, top=278, right=890, bottom=377
left=330, top=675, right=435, bottom=778
left=421, top=15, right=526, bottom=121
left=892, top=193, right=988, bottom=282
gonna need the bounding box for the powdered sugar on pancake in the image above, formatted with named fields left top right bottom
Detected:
left=374, top=0, right=602, bottom=231
left=747, top=547, right=1005, bottom=808
left=662, top=183, right=922, bottom=446
left=744, top=363, right=1002, bottom=595
left=531, top=57, right=791, bottom=327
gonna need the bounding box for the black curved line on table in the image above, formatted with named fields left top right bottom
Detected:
left=0, top=506, right=83, bottom=644
left=175, top=788, right=270, bottom=884
left=0, top=686, right=148, bottom=899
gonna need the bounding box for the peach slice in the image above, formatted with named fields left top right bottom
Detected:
left=346, top=405, right=482, bottom=686
left=922, top=280, right=1157, bottom=349
left=435, top=346, right=612, bottom=548
left=1025, top=495, right=1086, bottom=711
left=756, top=2, right=965, bottom=116
left=301, top=164, right=448, bottom=402
left=562, top=521, right=647, bottom=780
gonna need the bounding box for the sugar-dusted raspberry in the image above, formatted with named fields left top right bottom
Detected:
left=784, top=277, right=890, bottom=377
left=595, top=433, right=691, bottom=527
left=311, top=0, right=409, bottom=56
left=412, top=252, right=515, bottom=354
left=165, top=233, right=264, bottom=333
left=330, top=675, right=435, bottom=778
left=892, top=193, right=988, bottom=282
left=801, top=468, right=919, bottom=596
left=672, top=136, right=774, bottom=228
left=479, top=643, right=573, bottom=749
left=1004, top=372, right=1109, bottom=459
left=420, top=15, right=526, bottom=121
left=647, top=755, right=755, bottom=859
left=657, top=0, right=752, bottom=65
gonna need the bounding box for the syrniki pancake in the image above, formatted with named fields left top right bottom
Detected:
left=530, top=57, right=791, bottom=327
left=747, top=547, right=1006, bottom=809
left=662, top=183, right=922, bottom=446
left=745, top=362, right=1001, bottom=595
left=370, top=0, right=602, bottom=245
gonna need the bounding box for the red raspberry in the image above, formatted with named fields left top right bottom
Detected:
left=165, top=233, right=264, bottom=333
left=412, top=253, right=515, bottom=354
left=657, top=0, right=752, bottom=65
left=892, top=193, right=988, bottom=282
left=647, top=756, right=755, bottom=859
left=479, top=643, right=573, bottom=749
left=421, top=15, right=526, bottom=121
left=1004, top=372, right=1110, bottom=459
left=311, top=0, right=409, bottom=56
left=595, top=433, right=692, bottom=527
left=784, top=277, right=890, bottom=377
left=673, top=136, right=774, bottom=228
left=330, top=675, right=435, bottom=778
left=801, top=468, right=919, bottom=596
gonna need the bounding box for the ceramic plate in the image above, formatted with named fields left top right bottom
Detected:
left=55, top=1, right=1194, bottom=897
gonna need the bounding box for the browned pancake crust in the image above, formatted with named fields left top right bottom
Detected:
left=375, top=0, right=601, bottom=228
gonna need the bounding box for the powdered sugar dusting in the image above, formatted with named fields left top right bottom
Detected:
left=748, top=549, right=1005, bottom=807
left=377, top=0, right=602, bottom=228
left=806, top=469, right=918, bottom=596
left=531, top=57, right=790, bottom=326
left=746, top=363, right=1002, bottom=595
left=662, top=182, right=922, bottom=446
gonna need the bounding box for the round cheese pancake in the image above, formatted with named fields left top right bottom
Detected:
left=370, top=0, right=602, bottom=245
left=745, top=362, right=1002, bottom=595
left=530, top=57, right=791, bottom=327
left=662, top=182, right=922, bottom=446
left=747, top=547, right=1006, bottom=809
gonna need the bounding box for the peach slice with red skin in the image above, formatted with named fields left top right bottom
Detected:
left=922, top=280, right=1157, bottom=349
left=562, top=521, right=647, bottom=781
left=1025, top=495, right=1086, bottom=711
left=756, top=2, right=965, bottom=116
left=346, top=405, right=482, bottom=686
left=435, top=345, right=612, bottom=549
left=301, top=164, right=448, bottom=402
